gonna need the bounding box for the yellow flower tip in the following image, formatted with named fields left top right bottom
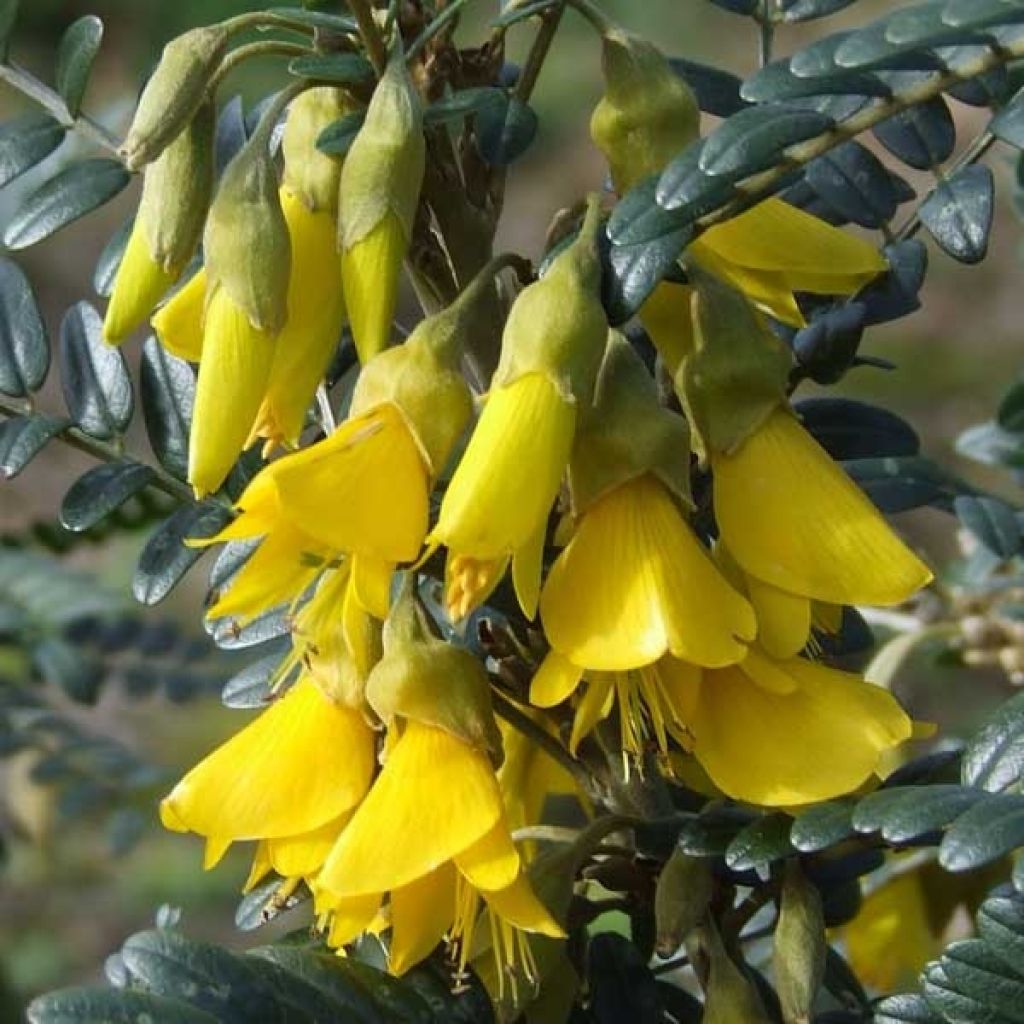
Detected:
left=341, top=213, right=405, bottom=365
left=529, top=650, right=584, bottom=709
left=714, top=407, right=933, bottom=608
left=103, top=221, right=179, bottom=344
left=187, top=288, right=277, bottom=498
left=444, top=553, right=507, bottom=623
left=150, top=267, right=207, bottom=363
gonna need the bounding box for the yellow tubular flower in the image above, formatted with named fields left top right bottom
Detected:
left=160, top=674, right=375, bottom=843
left=151, top=268, right=206, bottom=362
left=104, top=224, right=178, bottom=344
left=713, top=407, right=933, bottom=631
left=677, top=648, right=913, bottom=806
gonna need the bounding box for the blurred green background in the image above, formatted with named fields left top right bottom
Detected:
left=1, top=1, right=1020, bottom=1019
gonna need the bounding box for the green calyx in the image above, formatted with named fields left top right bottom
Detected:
left=366, top=578, right=504, bottom=764
left=120, top=25, right=229, bottom=171
left=138, top=99, right=215, bottom=276
left=492, top=194, right=609, bottom=406
left=590, top=27, right=700, bottom=194
left=569, top=330, right=692, bottom=515
left=678, top=265, right=792, bottom=464
left=773, top=861, right=826, bottom=1024
left=338, top=50, right=425, bottom=251
left=701, top=920, right=773, bottom=1024
left=282, top=86, right=353, bottom=214
left=203, top=123, right=291, bottom=335
left=654, top=847, right=713, bottom=958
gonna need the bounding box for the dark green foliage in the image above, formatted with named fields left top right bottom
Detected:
left=288, top=52, right=374, bottom=84
left=475, top=94, right=538, bottom=166
left=0, top=113, right=65, bottom=190
left=0, top=257, right=48, bottom=397
left=55, top=15, right=103, bottom=116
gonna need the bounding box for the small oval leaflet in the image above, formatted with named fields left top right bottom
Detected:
left=475, top=94, right=538, bottom=166
left=140, top=336, right=195, bottom=482
left=60, top=460, right=157, bottom=533
left=919, top=164, right=994, bottom=265
left=0, top=112, right=65, bottom=190
left=667, top=57, right=746, bottom=117
left=873, top=97, right=955, bottom=170
left=0, top=256, right=49, bottom=397
left=0, top=413, right=66, bottom=479
left=316, top=111, right=366, bottom=157
left=423, top=87, right=505, bottom=127
left=3, top=158, right=131, bottom=251
left=55, top=15, right=103, bottom=117
left=961, top=690, right=1024, bottom=793
left=783, top=0, right=861, bottom=22
left=59, top=301, right=132, bottom=440
left=288, top=52, right=374, bottom=85
left=805, top=141, right=901, bottom=229
left=954, top=493, right=1021, bottom=560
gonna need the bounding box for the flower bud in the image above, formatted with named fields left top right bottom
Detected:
left=590, top=27, right=700, bottom=194
left=104, top=101, right=215, bottom=344
left=569, top=330, right=691, bottom=515
left=702, top=921, right=773, bottom=1024
left=366, top=580, right=503, bottom=763
left=282, top=86, right=351, bottom=215
left=773, top=861, right=826, bottom=1024
left=492, top=195, right=608, bottom=405
left=151, top=268, right=206, bottom=362
left=680, top=266, right=792, bottom=464
left=339, top=53, right=425, bottom=363
left=120, top=26, right=229, bottom=171
left=654, top=848, right=713, bottom=958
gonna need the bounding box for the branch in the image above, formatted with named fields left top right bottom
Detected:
left=514, top=1, right=566, bottom=103
left=348, top=0, right=389, bottom=76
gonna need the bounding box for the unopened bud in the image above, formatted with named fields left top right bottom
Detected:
left=654, top=848, right=713, bottom=957
left=702, top=921, right=773, bottom=1024
left=590, top=27, right=700, bottom=194
left=680, top=266, right=792, bottom=463
left=283, top=86, right=351, bottom=214
left=773, top=861, right=825, bottom=1024
left=120, top=26, right=228, bottom=170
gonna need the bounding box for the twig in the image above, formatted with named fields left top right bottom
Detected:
left=209, top=40, right=313, bottom=93
left=406, top=0, right=475, bottom=62
left=514, top=1, right=566, bottom=103
left=757, top=0, right=777, bottom=68
left=0, top=62, right=122, bottom=155
left=348, top=0, right=389, bottom=76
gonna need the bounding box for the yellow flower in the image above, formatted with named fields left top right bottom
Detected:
left=104, top=222, right=179, bottom=345
left=160, top=673, right=375, bottom=845
left=430, top=373, right=576, bottom=621
left=676, top=648, right=912, bottom=806
left=151, top=269, right=206, bottom=362
left=713, top=406, right=933, bottom=657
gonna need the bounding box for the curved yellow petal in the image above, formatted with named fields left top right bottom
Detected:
left=162, top=678, right=375, bottom=840
left=540, top=475, right=755, bottom=671
left=530, top=650, right=584, bottom=709
left=690, top=655, right=912, bottom=805
left=319, top=721, right=504, bottom=898
left=390, top=863, right=457, bottom=975
left=512, top=518, right=546, bottom=621
left=431, top=374, right=574, bottom=560
left=568, top=675, right=615, bottom=754
left=104, top=219, right=179, bottom=344
left=483, top=873, right=565, bottom=938
left=351, top=553, right=393, bottom=620
left=151, top=268, right=207, bottom=363
left=271, top=404, right=429, bottom=562
left=189, top=288, right=277, bottom=497
left=455, top=820, right=521, bottom=893
left=745, top=575, right=811, bottom=660
left=267, top=813, right=348, bottom=879
left=714, top=408, right=933, bottom=606
left=203, top=836, right=231, bottom=870
left=244, top=842, right=273, bottom=893
left=326, top=893, right=382, bottom=947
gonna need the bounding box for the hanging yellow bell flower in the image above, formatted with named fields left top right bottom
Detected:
left=531, top=335, right=755, bottom=756
left=151, top=268, right=207, bottom=362
left=249, top=87, right=352, bottom=452
left=316, top=585, right=563, bottom=979
left=188, top=110, right=291, bottom=497
left=105, top=101, right=214, bottom=343
left=427, top=197, right=609, bottom=622
left=338, top=52, right=424, bottom=363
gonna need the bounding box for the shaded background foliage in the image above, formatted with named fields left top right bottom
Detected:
left=7, top=0, right=1024, bottom=1022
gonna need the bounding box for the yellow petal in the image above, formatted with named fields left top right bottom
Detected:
left=351, top=553, right=393, bottom=620
left=540, top=475, right=755, bottom=671
left=203, top=836, right=231, bottom=870
left=341, top=212, right=405, bottom=364
left=483, top=873, right=565, bottom=938
left=326, top=893, right=382, bottom=947
left=162, top=677, right=375, bottom=840
left=252, top=192, right=346, bottom=450
left=244, top=842, right=273, bottom=892
left=104, top=219, right=179, bottom=344
left=390, top=863, right=457, bottom=976
left=267, top=814, right=347, bottom=879
left=569, top=675, right=615, bottom=754
left=714, top=408, right=933, bottom=606
left=455, top=821, right=521, bottom=893
left=691, top=244, right=805, bottom=327
left=271, top=404, right=430, bottom=562
left=151, top=268, right=207, bottom=362
left=319, top=721, right=504, bottom=897
left=530, top=650, right=584, bottom=709
left=690, top=655, right=912, bottom=805
left=745, top=575, right=811, bottom=660
left=431, top=373, right=574, bottom=560
left=512, top=518, right=546, bottom=621
left=189, top=287, right=277, bottom=497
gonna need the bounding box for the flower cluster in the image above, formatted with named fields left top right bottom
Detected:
left=103, top=11, right=934, bottom=1006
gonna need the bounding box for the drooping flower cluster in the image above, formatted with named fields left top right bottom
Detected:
left=102, top=10, right=935, bottom=1007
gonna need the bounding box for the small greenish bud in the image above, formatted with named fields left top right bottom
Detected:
left=120, top=26, right=229, bottom=171
left=773, top=861, right=826, bottom=1024
left=203, top=129, right=291, bottom=335
left=493, top=195, right=609, bottom=405
left=654, top=848, right=713, bottom=958
left=339, top=51, right=425, bottom=251
left=282, top=86, right=352, bottom=214
left=366, top=580, right=504, bottom=763
left=138, top=99, right=215, bottom=275
left=702, top=921, right=773, bottom=1024
left=570, top=330, right=692, bottom=515
left=590, top=27, right=700, bottom=194
left=679, top=266, right=792, bottom=464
